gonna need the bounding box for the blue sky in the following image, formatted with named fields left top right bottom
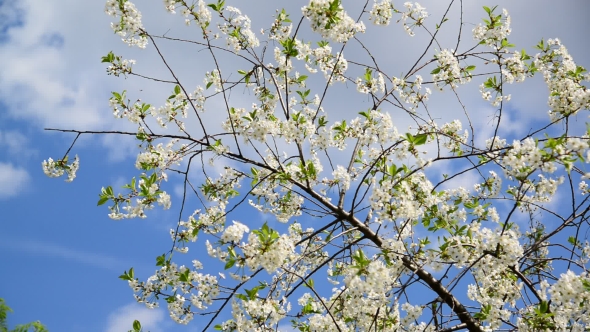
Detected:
left=1, top=0, right=590, bottom=331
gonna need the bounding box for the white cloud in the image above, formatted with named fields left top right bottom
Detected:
left=0, top=0, right=112, bottom=129
left=0, top=129, right=36, bottom=157
left=0, top=236, right=128, bottom=272
left=0, top=162, right=30, bottom=199
left=105, top=303, right=166, bottom=332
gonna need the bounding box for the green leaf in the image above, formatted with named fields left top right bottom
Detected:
left=174, top=85, right=181, bottom=95
left=179, top=269, right=190, bottom=282
left=224, top=258, right=236, bottom=270
left=133, top=320, right=142, bottom=331
left=539, top=300, right=550, bottom=314
left=97, top=196, right=109, bottom=206
left=297, top=75, right=308, bottom=83
left=317, top=40, right=329, bottom=48
left=118, top=268, right=134, bottom=281
left=430, top=67, right=441, bottom=75
left=156, top=254, right=166, bottom=267
left=101, top=51, right=115, bottom=63
left=413, top=133, right=428, bottom=145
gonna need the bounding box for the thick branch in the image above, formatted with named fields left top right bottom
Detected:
left=294, top=186, right=483, bottom=332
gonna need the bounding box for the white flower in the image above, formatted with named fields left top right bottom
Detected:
left=221, top=220, right=249, bottom=243
left=105, top=0, right=148, bottom=48
left=369, top=1, right=394, bottom=26
left=302, top=0, right=365, bottom=43
left=332, top=165, right=351, bottom=191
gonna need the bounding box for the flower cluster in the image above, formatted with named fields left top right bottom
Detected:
left=534, top=38, right=590, bottom=120
left=127, top=260, right=220, bottom=324
left=227, top=297, right=288, bottom=331
left=544, top=271, right=590, bottom=330
left=242, top=227, right=295, bottom=273
left=439, top=119, right=468, bottom=153
left=472, top=7, right=511, bottom=50
left=220, top=220, right=249, bottom=244
left=391, top=75, right=431, bottom=111
left=102, top=51, right=136, bottom=77
left=135, top=139, right=184, bottom=175
left=105, top=0, right=147, bottom=48
left=105, top=178, right=172, bottom=220
left=397, top=2, right=428, bottom=37
left=331, top=165, right=351, bottom=191
left=369, top=0, right=394, bottom=26
left=42, top=155, right=79, bottom=182
left=355, top=69, right=386, bottom=94
left=432, top=49, right=467, bottom=89
left=168, top=0, right=211, bottom=29
left=153, top=87, right=190, bottom=129
left=305, top=44, right=349, bottom=84
left=302, top=0, right=365, bottom=43
left=204, top=69, right=223, bottom=92
left=474, top=171, right=502, bottom=199
left=502, top=50, right=529, bottom=84
left=41, top=1, right=590, bottom=330
left=268, top=9, right=292, bottom=40
left=218, top=6, right=259, bottom=53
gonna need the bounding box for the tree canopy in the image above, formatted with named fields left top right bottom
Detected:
left=44, top=1, right=590, bottom=331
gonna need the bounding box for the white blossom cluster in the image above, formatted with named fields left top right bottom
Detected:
left=369, top=0, right=394, bottom=26
left=204, top=69, right=223, bottom=93
left=371, top=172, right=437, bottom=222
left=355, top=71, right=386, bottom=94
left=220, top=220, right=249, bottom=244
left=165, top=0, right=211, bottom=29
left=218, top=6, right=259, bottom=53
left=331, top=165, right=351, bottom=191
left=432, top=49, right=467, bottom=89
left=273, top=46, right=294, bottom=74
left=304, top=44, right=349, bottom=84
left=301, top=0, right=365, bottom=43
left=107, top=178, right=172, bottom=220
left=534, top=39, right=590, bottom=120
left=106, top=58, right=135, bottom=77
left=474, top=171, right=502, bottom=198
left=105, top=0, right=147, bottom=48
left=135, top=139, right=184, bottom=174
left=249, top=181, right=305, bottom=222
left=40, top=1, right=590, bottom=330
left=331, top=110, right=398, bottom=151
left=391, top=75, right=431, bottom=111
left=502, top=50, right=528, bottom=84
left=128, top=260, right=220, bottom=324
left=439, top=119, right=468, bottom=153
left=154, top=94, right=190, bottom=129
left=268, top=9, right=292, bottom=40
left=472, top=8, right=511, bottom=50
left=242, top=231, right=295, bottom=273
left=228, top=297, right=288, bottom=331
left=397, top=2, right=428, bottom=37
left=401, top=303, right=424, bottom=327
left=515, top=271, right=590, bottom=330
left=42, top=155, right=79, bottom=182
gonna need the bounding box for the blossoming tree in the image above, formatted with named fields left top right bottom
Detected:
left=43, top=0, right=590, bottom=331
